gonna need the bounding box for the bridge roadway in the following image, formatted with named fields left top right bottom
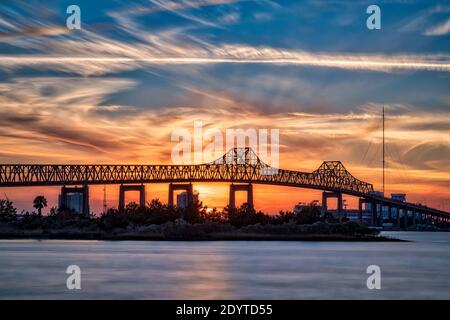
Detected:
left=0, top=148, right=448, bottom=227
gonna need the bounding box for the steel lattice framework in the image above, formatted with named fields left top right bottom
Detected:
left=0, top=148, right=372, bottom=196
left=1, top=148, right=450, bottom=217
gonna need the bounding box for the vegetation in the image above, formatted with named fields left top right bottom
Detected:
left=0, top=198, right=393, bottom=241
left=0, top=198, right=17, bottom=223
left=33, top=196, right=47, bottom=217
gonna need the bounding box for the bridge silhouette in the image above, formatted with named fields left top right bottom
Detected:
left=0, top=148, right=448, bottom=228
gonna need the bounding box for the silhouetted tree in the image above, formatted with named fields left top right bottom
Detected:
left=294, top=202, right=321, bottom=224
left=33, top=196, right=47, bottom=217
left=273, top=210, right=295, bottom=224
left=0, top=198, right=17, bottom=222
left=183, top=200, right=206, bottom=224
left=200, top=207, right=224, bottom=223
left=224, top=203, right=270, bottom=227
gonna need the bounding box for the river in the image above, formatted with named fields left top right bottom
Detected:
left=0, top=231, right=449, bottom=299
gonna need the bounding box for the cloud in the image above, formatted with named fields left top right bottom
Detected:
left=0, top=77, right=145, bottom=161
left=400, top=4, right=450, bottom=36
left=1, top=45, right=449, bottom=74
left=403, top=142, right=450, bottom=170
left=0, top=2, right=448, bottom=76
left=424, top=18, right=450, bottom=36
left=1, top=79, right=449, bottom=209
left=0, top=25, right=67, bottom=39
left=108, top=0, right=243, bottom=31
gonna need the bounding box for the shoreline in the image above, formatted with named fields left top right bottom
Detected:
left=0, top=231, right=405, bottom=242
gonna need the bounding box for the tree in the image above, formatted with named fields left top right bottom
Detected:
left=183, top=200, right=206, bottom=224
left=33, top=196, right=47, bottom=217
left=0, top=199, right=17, bottom=222
left=274, top=210, right=295, bottom=224
left=224, top=203, right=270, bottom=227
left=295, top=202, right=321, bottom=224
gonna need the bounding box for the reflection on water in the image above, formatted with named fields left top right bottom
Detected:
left=1, top=232, right=450, bottom=299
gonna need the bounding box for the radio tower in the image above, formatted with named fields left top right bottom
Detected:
left=382, top=105, right=385, bottom=196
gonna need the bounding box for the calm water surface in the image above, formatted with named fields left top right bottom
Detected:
left=1, top=231, right=449, bottom=299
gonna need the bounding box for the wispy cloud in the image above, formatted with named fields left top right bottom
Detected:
left=424, top=18, right=450, bottom=36
left=0, top=1, right=448, bottom=75
left=2, top=46, right=449, bottom=74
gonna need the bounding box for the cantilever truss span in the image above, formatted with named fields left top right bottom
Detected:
left=1, top=148, right=449, bottom=218
left=0, top=148, right=373, bottom=196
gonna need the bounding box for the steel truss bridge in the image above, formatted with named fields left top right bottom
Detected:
left=0, top=148, right=448, bottom=228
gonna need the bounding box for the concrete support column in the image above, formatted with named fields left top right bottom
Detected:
left=321, top=191, right=343, bottom=220
left=388, top=206, right=392, bottom=222
left=82, top=185, right=89, bottom=215
left=168, top=183, right=193, bottom=207
left=59, top=187, right=67, bottom=210
left=371, top=200, right=378, bottom=226
left=59, top=185, right=89, bottom=216
left=229, top=185, right=235, bottom=210
left=119, top=184, right=146, bottom=209
left=358, top=198, right=364, bottom=222
left=321, top=192, right=328, bottom=214
left=337, top=192, right=343, bottom=218
left=396, top=207, right=401, bottom=228
left=378, top=203, right=383, bottom=226
left=119, top=187, right=124, bottom=209
left=229, top=183, right=254, bottom=209
left=404, top=209, right=408, bottom=228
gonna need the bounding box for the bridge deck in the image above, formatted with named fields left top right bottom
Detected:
left=0, top=148, right=448, bottom=217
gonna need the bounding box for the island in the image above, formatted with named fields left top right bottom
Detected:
left=0, top=197, right=402, bottom=241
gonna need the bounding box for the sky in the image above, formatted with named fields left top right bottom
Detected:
left=0, top=0, right=449, bottom=213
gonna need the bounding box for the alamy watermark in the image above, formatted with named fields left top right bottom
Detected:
left=366, top=265, right=381, bottom=289
left=366, top=5, right=381, bottom=30
left=66, top=5, right=81, bottom=30
left=170, top=121, right=279, bottom=175
left=66, top=265, right=81, bottom=290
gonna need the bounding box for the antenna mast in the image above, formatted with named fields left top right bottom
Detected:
left=382, top=105, right=385, bottom=196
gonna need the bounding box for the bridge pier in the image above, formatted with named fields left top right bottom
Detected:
left=321, top=192, right=343, bottom=219
left=119, top=184, right=146, bottom=209
left=229, top=183, right=254, bottom=210
left=358, top=198, right=364, bottom=222
left=370, top=200, right=378, bottom=226
left=404, top=208, right=409, bottom=228
left=59, top=185, right=89, bottom=216
left=378, top=203, right=384, bottom=226
left=169, top=183, right=193, bottom=207
left=387, top=206, right=392, bottom=222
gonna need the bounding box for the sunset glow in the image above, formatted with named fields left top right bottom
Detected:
left=0, top=0, right=449, bottom=213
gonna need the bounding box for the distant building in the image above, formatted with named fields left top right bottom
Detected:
left=369, top=191, right=384, bottom=197
left=176, top=191, right=199, bottom=208
left=58, top=192, right=84, bottom=214
left=391, top=193, right=406, bottom=202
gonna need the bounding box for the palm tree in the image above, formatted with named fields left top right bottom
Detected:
left=33, top=196, right=47, bottom=217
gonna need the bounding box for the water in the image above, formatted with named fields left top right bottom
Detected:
left=1, top=232, right=450, bottom=299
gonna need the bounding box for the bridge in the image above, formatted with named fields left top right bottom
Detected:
left=0, top=148, right=449, bottom=228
